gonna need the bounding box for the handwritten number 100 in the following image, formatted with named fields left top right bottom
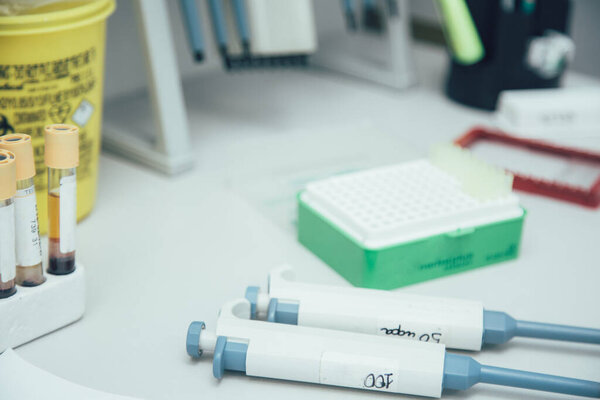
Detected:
left=364, top=373, right=393, bottom=389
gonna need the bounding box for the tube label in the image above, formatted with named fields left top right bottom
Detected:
left=0, top=204, right=16, bottom=282
left=15, top=186, right=42, bottom=267
left=59, top=175, right=76, bottom=253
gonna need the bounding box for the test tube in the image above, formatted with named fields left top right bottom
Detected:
left=45, top=124, right=79, bottom=275
left=0, top=149, right=17, bottom=298
left=0, top=134, right=45, bottom=286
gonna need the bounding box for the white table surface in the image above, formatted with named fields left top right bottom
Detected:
left=14, top=44, right=600, bottom=400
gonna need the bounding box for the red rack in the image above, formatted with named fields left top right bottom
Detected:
left=455, top=126, right=600, bottom=209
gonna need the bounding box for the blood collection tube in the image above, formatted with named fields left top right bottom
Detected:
left=0, top=134, right=45, bottom=286
left=45, top=124, right=79, bottom=275
left=0, top=149, right=17, bottom=298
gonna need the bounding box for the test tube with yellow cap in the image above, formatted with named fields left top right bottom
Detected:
left=0, top=149, right=17, bottom=298
left=0, top=134, right=45, bottom=286
left=45, top=124, right=78, bottom=275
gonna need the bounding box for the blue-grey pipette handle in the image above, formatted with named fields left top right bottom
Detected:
left=231, top=0, right=250, bottom=53
left=484, top=310, right=600, bottom=345
left=342, top=0, right=357, bottom=30
left=363, top=0, right=376, bottom=9
left=179, top=0, right=205, bottom=61
left=444, top=353, right=600, bottom=398
left=208, top=0, right=228, bottom=53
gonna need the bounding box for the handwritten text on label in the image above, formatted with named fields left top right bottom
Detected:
left=364, top=373, right=394, bottom=390
left=380, top=324, right=442, bottom=343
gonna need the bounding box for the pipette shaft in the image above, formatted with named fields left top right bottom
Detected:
left=484, top=310, right=600, bottom=345
left=444, top=353, right=600, bottom=397
left=207, top=0, right=228, bottom=58
left=179, top=0, right=205, bottom=61
left=231, top=0, right=250, bottom=53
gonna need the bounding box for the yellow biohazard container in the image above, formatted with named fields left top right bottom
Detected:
left=0, top=0, right=115, bottom=233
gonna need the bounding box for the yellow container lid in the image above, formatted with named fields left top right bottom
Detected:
left=0, top=149, right=16, bottom=200
left=0, top=0, right=115, bottom=36
left=0, top=134, right=36, bottom=181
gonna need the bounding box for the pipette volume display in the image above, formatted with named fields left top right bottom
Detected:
left=0, top=134, right=44, bottom=286
left=0, top=149, right=17, bottom=298
left=45, top=124, right=79, bottom=276
left=186, top=299, right=600, bottom=398
left=246, top=266, right=600, bottom=350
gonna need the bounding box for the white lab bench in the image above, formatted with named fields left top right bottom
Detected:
left=14, top=44, right=600, bottom=400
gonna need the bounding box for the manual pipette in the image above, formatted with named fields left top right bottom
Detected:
left=186, top=299, right=600, bottom=398
left=245, top=266, right=600, bottom=351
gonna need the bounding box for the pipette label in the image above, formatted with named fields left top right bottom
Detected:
left=14, top=186, right=42, bottom=267
left=58, top=175, right=76, bottom=254
left=320, top=352, right=399, bottom=392
left=0, top=203, right=16, bottom=282
left=378, top=320, right=445, bottom=344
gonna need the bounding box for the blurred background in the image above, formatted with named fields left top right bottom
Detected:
left=104, top=0, right=600, bottom=99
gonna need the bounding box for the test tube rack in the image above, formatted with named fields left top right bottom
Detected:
left=0, top=265, right=85, bottom=352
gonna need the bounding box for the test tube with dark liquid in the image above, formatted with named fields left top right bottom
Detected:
left=45, top=124, right=79, bottom=275
left=0, top=150, right=17, bottom=298
left=0, top=134, right=45, bottom=286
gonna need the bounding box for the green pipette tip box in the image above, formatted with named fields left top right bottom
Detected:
left=297, top=160, right=525, bottom=289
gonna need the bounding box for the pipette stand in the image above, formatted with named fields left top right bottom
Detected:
left=312, top=0, right=415, bottom=90
left=0, top=265, right=85, bottom=352
left=103, top=0, right=193, bottom=175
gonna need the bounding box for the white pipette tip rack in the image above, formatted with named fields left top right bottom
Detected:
left=0, top=265, right=85, bottom=352
left=301, top=153, right=521, bottom=248
left=298, top=145, right=526, bottom=288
